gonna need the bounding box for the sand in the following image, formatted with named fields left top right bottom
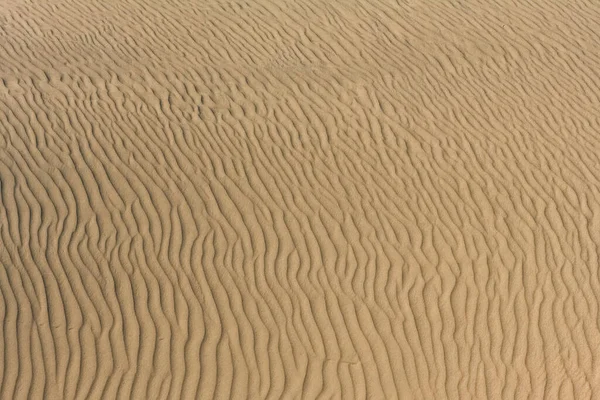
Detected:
left=2, top=0, right=600, bottom=398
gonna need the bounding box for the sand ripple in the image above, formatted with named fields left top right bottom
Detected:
left=2, top=0, right=600, bottom=398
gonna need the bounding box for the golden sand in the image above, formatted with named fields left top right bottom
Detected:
left=2, top=0, right=600, bottom=398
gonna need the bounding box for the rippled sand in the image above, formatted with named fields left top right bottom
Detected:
left=2, top=0, right=600, bottom=398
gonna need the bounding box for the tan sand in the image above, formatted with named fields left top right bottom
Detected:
left=2, top=0, right=600, bottom=398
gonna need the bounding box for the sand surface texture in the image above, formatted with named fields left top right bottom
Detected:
left=2, top=0, right=600, bottom=398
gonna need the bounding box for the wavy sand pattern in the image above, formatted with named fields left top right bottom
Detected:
left=2, top=0, right=600, bottom=398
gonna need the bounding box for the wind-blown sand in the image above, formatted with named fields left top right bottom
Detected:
left=2, top=0, right=600, bottom=398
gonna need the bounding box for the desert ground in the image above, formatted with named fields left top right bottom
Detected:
left=2, top=0, right=600, bottom=398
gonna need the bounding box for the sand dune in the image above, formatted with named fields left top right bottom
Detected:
left=2, top=0, right=600, bottom=398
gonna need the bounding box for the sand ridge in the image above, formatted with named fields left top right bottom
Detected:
left=2, top=0, right=600, bottom=398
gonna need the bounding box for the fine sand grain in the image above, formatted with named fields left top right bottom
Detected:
left=2, top=0, right=600, bottom=398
